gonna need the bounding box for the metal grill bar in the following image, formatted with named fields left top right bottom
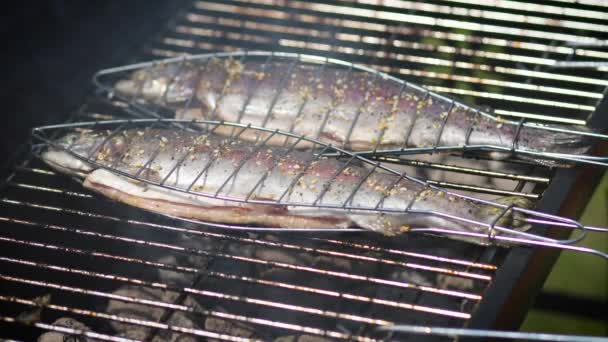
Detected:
left=0, top=272, right=400, bottom=337
left=0, top=190, right=495, bottom=270
left=1, top=240, right=470, bottom=334
left=0, top=213, right=483, bottom=300
left=429, top=86, right=593, bottom=111
left=423, top=180, right=539, bottom=199
left=0, top=235, right=472, bottom=324
left=435, top=0, right=608, bottom=21
left=175, top=18, right=568, bottom=69
left=182, top=9, right=608, bottom=67
left=0, top=255, right=472, bottom=319
left=379, top=323, right=608, bottom=342
left=13, top=166, right=57, bottom=176
left=361, top=0, right=608, bottom=34
left=394, top=68, right=603, bottom=99
left=366, top=156, right=550, bottom=183
left=186, top=0, right=608, bottom=66
left=310, top=237, right=496, bottom=270
left=152, top=0, right=608, bottom=123
left=7, top=182, right=95, bottom=199
left=1, top=301, right=374, bottom=342
left=0, top=316, right=138, bottom=342
left=282, top=1, right=602, bottom=44
left=0, top=294, right=262, bottom=342
left=2, top=273, right=390, bottom=327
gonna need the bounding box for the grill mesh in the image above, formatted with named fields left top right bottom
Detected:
left=1, top=0, right=607, bottom=341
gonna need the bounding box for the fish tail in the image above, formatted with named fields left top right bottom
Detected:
left=518, top=124, right=594, bottom=167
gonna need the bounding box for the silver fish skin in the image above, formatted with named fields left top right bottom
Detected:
left=41, top=128, right=531, bottom=243
left=114, top=58, right=592, bottom=162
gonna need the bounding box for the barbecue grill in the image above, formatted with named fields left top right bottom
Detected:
left=1, top=1, right=607, bottom=341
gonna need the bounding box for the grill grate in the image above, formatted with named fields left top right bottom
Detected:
left=145, top=0, right=608, bottom=124
left=1, top=108, right=499, bottom=340
left=1, top=0, right=607, bottom=341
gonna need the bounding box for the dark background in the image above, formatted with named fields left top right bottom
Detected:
left=0, top=1, right=179, bottom=164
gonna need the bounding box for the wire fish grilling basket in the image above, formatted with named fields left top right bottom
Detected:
left=30, top=118, right=608, bottom=260
left=93, top=51, right=608, bottom=168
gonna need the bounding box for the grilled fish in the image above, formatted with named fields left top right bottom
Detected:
left=41, top=127, right=531, bottom=243
left=114, top=57, right=591, bottom=163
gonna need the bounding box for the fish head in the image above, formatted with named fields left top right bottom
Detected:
left=41, top=130, right=109, bottom=177
left=114, top=62, right=198, bottom=105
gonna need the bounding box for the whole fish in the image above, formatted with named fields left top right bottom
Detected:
left=41, top=127, right=531, bottom=243
left=113, top=57, right=591, bottom=164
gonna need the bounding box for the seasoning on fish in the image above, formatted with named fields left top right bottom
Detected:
left=41, top=127, right=532, bottom=244
left=113, top=58, right=592, bottom=164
